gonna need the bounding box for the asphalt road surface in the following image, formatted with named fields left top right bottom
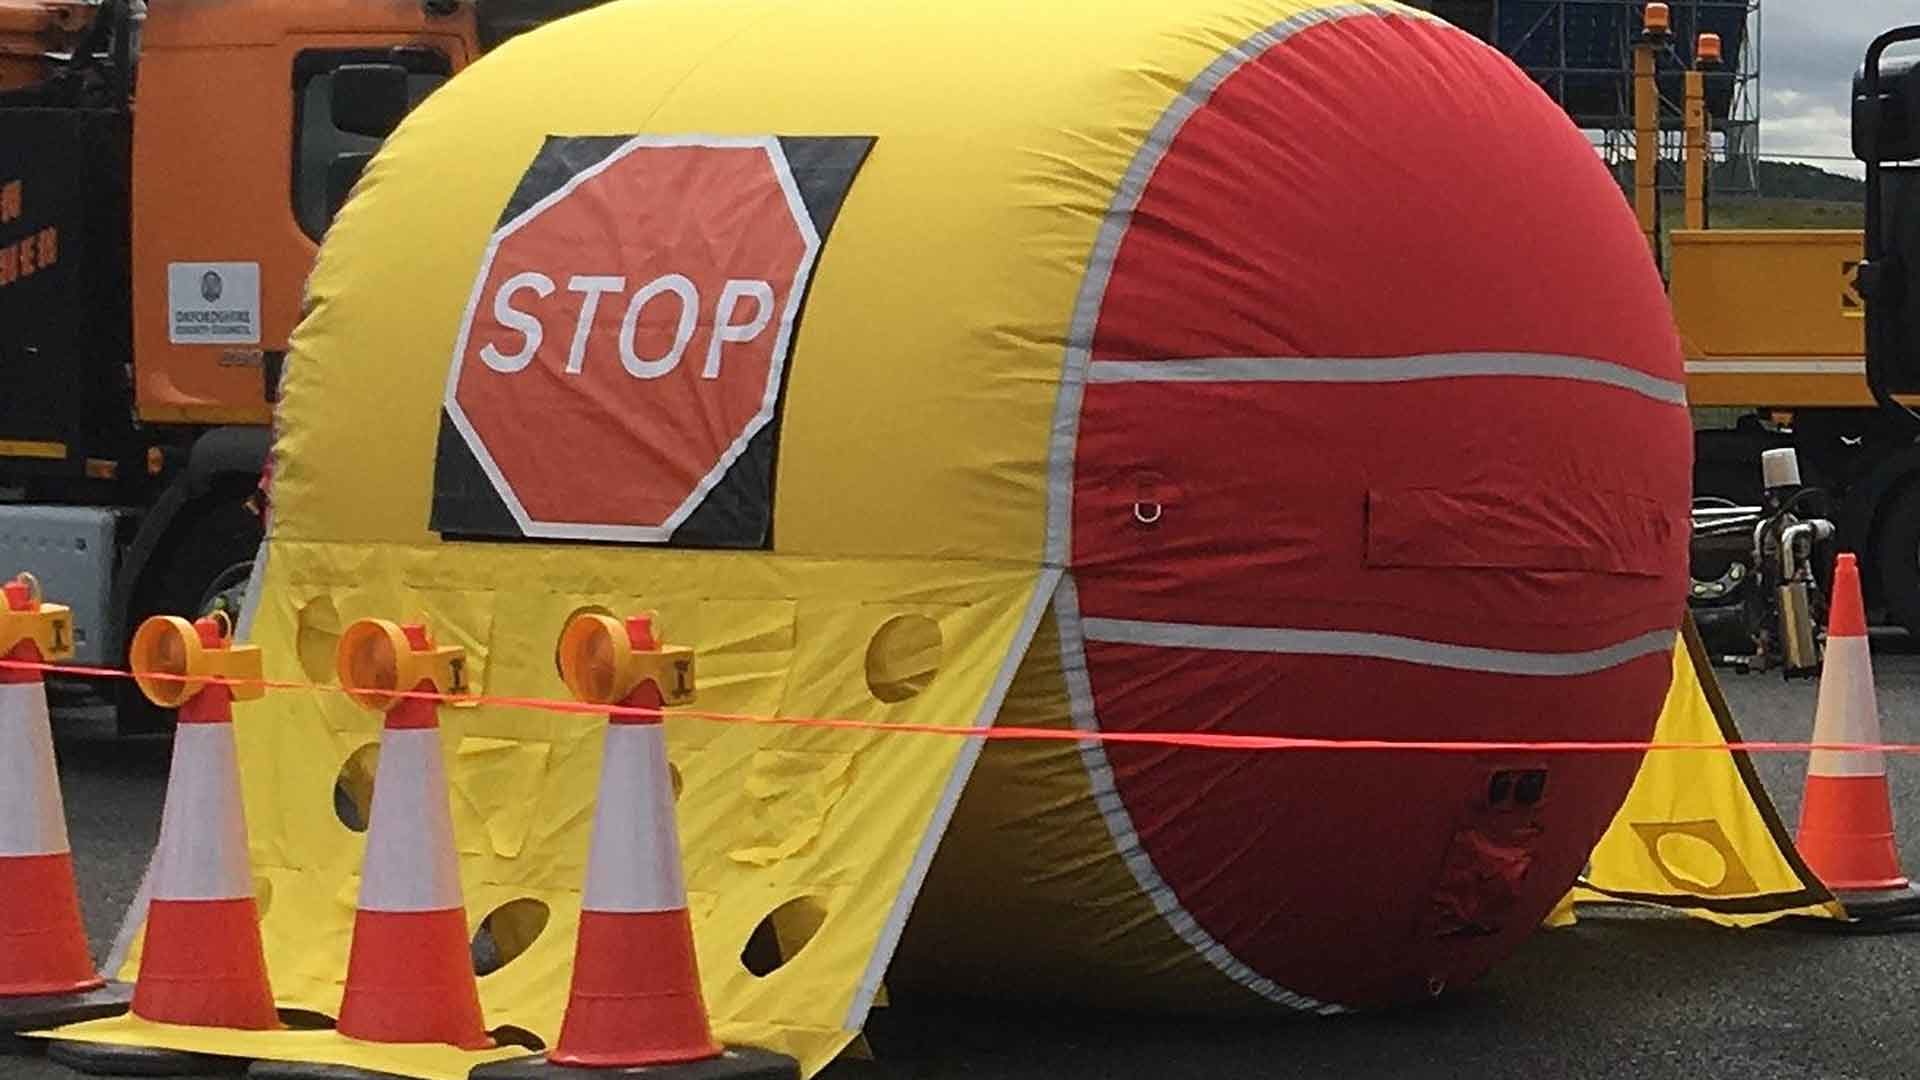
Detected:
left=14, top=637, right=1920, bottom=1080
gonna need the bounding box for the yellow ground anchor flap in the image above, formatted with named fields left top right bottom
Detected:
left=62, top=545, right=1059, bottom=1079
left=36, top=1019, right=527, bottom=1080
left=1566, top=617, right=1844, bottom=926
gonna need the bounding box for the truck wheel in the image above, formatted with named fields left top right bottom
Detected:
left=118, top=498, right=264, bottom=733
left=1873, top=483, right=1920, bottom=637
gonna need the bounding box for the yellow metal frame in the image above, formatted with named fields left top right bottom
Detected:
left=1671, top=229, right=1868, bottom=407
left=1683, top=68, right=1706, bottom=230
left=1634, top=39, right=1659, bottom=257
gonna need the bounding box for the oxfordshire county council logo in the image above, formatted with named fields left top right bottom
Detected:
left=200, top=271, right=223, bottom=303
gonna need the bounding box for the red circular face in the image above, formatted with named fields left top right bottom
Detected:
left=1059, top=11, right=1690, bottom=1008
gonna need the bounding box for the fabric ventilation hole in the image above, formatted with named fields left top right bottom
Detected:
left=489, top=1026, right=546, bottom=1052
left=332, top=743, right=380, bottom=833
left=297, top=595, right=342, bottom=684
left=865, top=614, right=942, bottom=704
left=277, top=1009, right=337, bottom=1031
left=472, top=898, right=550, bottom=977
left=740, top=896, right=828, bottom=977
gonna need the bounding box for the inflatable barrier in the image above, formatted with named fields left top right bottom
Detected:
left=46, top=0, right=1736, bottom=1075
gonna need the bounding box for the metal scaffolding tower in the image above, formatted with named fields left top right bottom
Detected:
left=1427, top=0, right=1761, bottom=193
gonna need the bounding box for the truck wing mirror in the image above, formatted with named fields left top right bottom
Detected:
left=1854, top=54, right=1920, bottom=164
left=332, top=63, right=411, bottom=139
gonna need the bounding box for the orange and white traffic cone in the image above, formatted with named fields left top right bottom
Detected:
left=0, top=574, right=128, bottom=1040
left=474, top=612, right=795, bottom=1080
left=48, top=613, right=277, bottom=1075
left=1796, top=553, right=1920, bottom=919
left=332, top=619, right=489, bottom=1051
left=552, top=613, right=713, bottom=1068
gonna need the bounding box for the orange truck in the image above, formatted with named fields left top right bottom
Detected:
left=0, top=0, right=591, bottom=726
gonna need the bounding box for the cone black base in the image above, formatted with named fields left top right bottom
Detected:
left=469, top=1047, right=801, bottom=1080
left=47, top=1038, right=249, bottom=1076
left=0, top=982, right=132, bottom=1043
left=1835, top=883, right=1920, bottom=921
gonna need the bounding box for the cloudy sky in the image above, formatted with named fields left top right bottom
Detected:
left=1761, top=1, right=1917, bottom=175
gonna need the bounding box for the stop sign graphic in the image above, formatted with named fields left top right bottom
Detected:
left=433, top=134, right=871, bottom=546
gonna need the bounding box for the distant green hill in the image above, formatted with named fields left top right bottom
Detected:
left=1613, top=158, right=1864, bottom=207
left=1613, top=158, right=1863, bottom=231
left=1742, top=159, right=1865, bottom=202
left=1670, top=198, right=1861, bottom=231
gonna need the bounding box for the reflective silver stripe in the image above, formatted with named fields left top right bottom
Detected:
left=1042, top=1, right=1436, bottom=569
left=1042, top=1, right=1453, bottom=1010
left=151, top=723, right=253, bottom=901
left=1083, top=617, right=1675, bottom=677
left=1087, top=352, right=1687, bottom=406
left=0, top=682, right=70, bottom=856
left=1684, top=360, right=1865, bottom=375
left=359, top=728, right=464, bottom=913
left=233, top=534, right=269, bottom=642
left=1806, top=635, right=1885, bottom=778
left=581, top=725, right=686, bottom=913
left=844, top=566, right=1064, bottom=1032
left=1055, top=577, right=1339, bottom=1014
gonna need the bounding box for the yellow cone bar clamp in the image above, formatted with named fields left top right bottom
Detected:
left=130, top=613, right=264, bottom=707
left=0, top=573, right=75, bottom=661
left=337, top=617, right=471, bottom=713
left=557, top=612, right=696, bottom=707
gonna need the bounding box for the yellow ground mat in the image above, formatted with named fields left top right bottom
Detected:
left=1571, top=619, right=1844, bottom=925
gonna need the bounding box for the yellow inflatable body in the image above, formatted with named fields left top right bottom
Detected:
left=49, top=1, right=1813, bottom=1077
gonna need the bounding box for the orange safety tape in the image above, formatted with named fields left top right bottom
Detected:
left=7, top=656, right=1913, bottom=757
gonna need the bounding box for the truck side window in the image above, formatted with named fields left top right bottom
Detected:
left=291, top=49, right=451, bottom=242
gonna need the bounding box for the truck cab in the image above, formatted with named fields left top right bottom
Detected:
left=0, top=0, right=482, bottom=726
left=130, top=0, right=475, bottom=425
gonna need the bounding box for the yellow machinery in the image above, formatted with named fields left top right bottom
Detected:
left=1650, top=6, right=1920, bottom=639
left=1655, top=12, right=1866, bottom=406
left=1672, top=229, right=1865, bottom=409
